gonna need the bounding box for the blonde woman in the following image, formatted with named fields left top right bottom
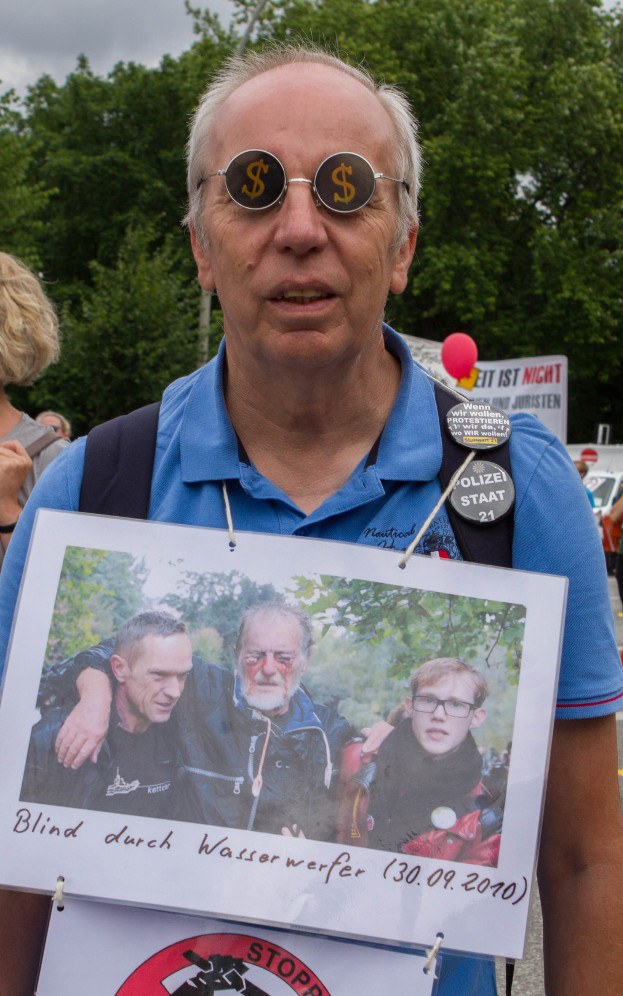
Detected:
left=0, top=253, right=67, bottom=560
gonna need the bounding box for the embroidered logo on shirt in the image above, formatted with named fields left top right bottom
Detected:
left=106, top=769, right=140, bottom=797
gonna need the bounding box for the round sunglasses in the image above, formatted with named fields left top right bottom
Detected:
left=197, top=149, right=409, bottom=214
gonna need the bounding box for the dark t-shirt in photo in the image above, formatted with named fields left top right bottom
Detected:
left=96, top=722, right=176, bottom=818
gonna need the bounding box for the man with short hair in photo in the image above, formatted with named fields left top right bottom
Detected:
left=21, top=611, right=192, bottom=817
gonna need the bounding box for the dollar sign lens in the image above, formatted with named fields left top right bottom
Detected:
left=331, top=163, right=356, bottom=205
left=317, top=153, right=376, bottom=211
left=225, top=151, right=285, bottom=209
left=242, top=159, right=268, bottom=200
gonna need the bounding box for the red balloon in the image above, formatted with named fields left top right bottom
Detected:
left=441, top=332, right=478, bottom=379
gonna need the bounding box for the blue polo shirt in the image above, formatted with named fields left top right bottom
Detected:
left=0, top=325, right=621, bottom=995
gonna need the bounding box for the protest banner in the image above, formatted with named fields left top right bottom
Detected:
left=401, top=334, right=568, bottom=443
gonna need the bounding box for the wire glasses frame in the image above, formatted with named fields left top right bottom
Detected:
left=197, top=149, right=410, bottom=214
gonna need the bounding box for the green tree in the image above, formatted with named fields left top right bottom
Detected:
left=45, top=546, right=108, bottom=665
left=24, top=223, right=199, bottom=434
left=292, top=574, right=525, bottom=680
left=5, top=32, right=230, bottom=426
left=89, top=552, right=148, bottom=634
left=0, top=92, right=50, bottom=262
left=44, top=548, right=148, bottom=666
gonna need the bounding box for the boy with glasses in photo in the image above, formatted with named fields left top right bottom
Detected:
left=365, top=658, right=504, bottom=865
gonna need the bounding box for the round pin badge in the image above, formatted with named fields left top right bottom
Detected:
left=449, top=459, right=515, bottom=524
left=446, top=401, right=512, bottom=450
left=431, top=806, right=458, bottom=830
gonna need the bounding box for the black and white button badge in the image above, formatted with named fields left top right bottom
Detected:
left=446, top=401, right=512, bottom=450
left=449, top=459, right=515, bottom=524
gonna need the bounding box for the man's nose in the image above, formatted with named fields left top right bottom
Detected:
left=431, top=702, right=446, bottom=718
left=260, top=652, right=280, bottom=676
left=162, top=676, right=183, bottom=700
left=272, top=181, right=330, bottom=255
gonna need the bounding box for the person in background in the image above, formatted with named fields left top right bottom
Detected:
left=608, top=490, right=623, bottom=619
left=573, top=459, right=596, bottom=508
left=36, top=410, right=71, bottom=439
left=0, top=253, right=67, bottom=562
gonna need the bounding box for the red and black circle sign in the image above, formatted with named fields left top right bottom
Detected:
left=116, top=931, right=330, bottom=995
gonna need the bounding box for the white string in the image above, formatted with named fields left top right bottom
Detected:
left=221, top=481, right=237, bottom=549
left=220, top=370, right=474, bottom=565
left=424, top=931, right=444, bottom=974
left=398, top=450, right=476, bottom=569
left=422, top=370, right=469, bottom=403
left=54, top=875, right=65, bottom=911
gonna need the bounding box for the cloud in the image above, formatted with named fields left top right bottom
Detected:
left=0, top=0, right=230, bottom=95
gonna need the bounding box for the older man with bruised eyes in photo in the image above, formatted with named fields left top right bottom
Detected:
left=1, top=42, right=622, bottom=996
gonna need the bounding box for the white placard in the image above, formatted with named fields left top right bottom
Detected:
left=0, top=510, right=567, bottom=958
left=37, top=899, right=437, bottom=995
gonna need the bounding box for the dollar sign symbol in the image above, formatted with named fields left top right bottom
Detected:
left=242, top=158, right=269, bottom=199
left=331, top=162, right=356, bottom=205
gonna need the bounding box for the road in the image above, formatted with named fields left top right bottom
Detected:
left=494, top=575, right=623, bottom=994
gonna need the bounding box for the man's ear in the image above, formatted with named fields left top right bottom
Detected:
left=189, top=223, right=216, bottom=293
left=389, top=223, right=418, bottom=295
left=470, top=706, right=487, bottom=730
left=403, top=696, right=414, bottom=718
left=110, top=654, right=129, bottom=684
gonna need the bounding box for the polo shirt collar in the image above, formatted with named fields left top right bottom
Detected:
left=179, top=325, right=443, bottom=485
left=375, top=325, right=443, bottom=482
left=180, top=341, right=240, bottom=483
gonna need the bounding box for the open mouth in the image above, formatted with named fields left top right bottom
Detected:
left=276, top=290, right=332, bottom=304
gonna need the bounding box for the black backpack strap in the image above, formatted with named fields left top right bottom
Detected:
left=433, top=381, right=514, bottom=568
left=79, top=402, right=161, bottom=518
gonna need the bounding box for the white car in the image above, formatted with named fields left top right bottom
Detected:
left=585, top=470, right=623, bottom=525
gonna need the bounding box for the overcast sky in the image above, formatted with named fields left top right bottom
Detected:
left=3, top=0, right=619, bottom=99
left=1, top=0, right=233, bottom=97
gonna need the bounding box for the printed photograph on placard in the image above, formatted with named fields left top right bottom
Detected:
left=0, top=511, right=566, bottom=957
left=19, top=544, right=521, bottom=866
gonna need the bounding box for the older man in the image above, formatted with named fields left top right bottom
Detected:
left=1, top=43, right=622, bottom=996
left=55, top=602, right=351, bottom=837
left=21, top=611, right=192, bottom=816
